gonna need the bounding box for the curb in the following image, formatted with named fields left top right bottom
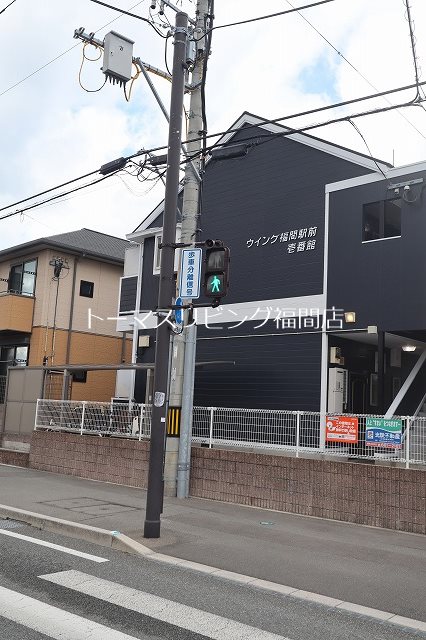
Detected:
left=1, top=504, right=425, bottom=635
left=0, top=504, right=154, bottom=557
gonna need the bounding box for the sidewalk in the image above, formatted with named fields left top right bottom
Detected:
left=1, top=463, right=425, bottom=621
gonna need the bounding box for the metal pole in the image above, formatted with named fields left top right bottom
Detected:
left=176, top=322, right=196, bottom=497
left=377, top=330, right=385, bottom=414
left=208, top=406, right=214, bottom=448
left=144, top=11, right=188, bottom=539
left=296, top=411, right=301, bottom=457
left=80, top=401, right=86, bottom=436
left=405, top=416, right=410, bottom=469
left=171, top=0, right=211, bottom=497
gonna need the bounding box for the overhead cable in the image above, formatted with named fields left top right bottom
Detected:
left=0, top=0, right=16, bottom=15
left=3, top=78, right=426, bottom=220
left=403, top=0, right=426, bottom=101
left=0, top=1, right=145, bottom=99
left=194, top=0, right=337, bottom=40
left=3, top=92, right=426, bottom=222
left=285, top=0, right=426, bottom=141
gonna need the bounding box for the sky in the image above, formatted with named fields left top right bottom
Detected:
left=1, top=0, right=426, bottom=250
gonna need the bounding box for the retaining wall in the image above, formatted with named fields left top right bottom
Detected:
left=28, top=432, right=426, bottom=533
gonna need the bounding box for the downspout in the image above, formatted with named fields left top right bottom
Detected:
left=65, top=256, right=79, bottom=364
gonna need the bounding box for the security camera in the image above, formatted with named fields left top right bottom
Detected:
left=404, top=184, right=411, bottom=191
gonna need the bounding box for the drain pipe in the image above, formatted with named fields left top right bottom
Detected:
left=65, top=256, right=79, bottom=364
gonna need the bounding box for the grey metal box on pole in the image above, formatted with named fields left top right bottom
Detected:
left=102, top=31, right=134, bottom=84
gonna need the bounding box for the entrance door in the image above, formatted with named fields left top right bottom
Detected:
left=349, top=373, right=367, bottom=413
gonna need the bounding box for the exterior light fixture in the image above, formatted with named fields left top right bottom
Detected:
left=402, top=345, right=416, bottom=352
left=344, top=311, right=356, bottom=323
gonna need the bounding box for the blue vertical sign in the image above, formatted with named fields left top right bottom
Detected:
left=179, top=248, right=202, bottom=299
left=175, top=296, right=183, bottom=325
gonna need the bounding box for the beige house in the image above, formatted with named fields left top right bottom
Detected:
left=0, top=229, right=132, bottom=401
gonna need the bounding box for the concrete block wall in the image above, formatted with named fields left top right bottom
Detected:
left=28, top=433, right=426, bottom=533
left=189, top=448, right=426, bottom=534
left=30, top=431, right=149, bottom=487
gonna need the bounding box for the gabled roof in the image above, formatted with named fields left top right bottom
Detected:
left=129, top=111, right=392, bottom=237
left=0, top=228, right=130, bottom=265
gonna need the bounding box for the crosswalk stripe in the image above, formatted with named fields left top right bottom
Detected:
left=0, top=585, right=140, bottom=640
left=0, top=529, right=109, bottom=562
left=40, top=569, right=289, bottom=640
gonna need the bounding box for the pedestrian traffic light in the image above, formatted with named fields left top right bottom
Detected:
left=203, top=240, right=230, bottom=300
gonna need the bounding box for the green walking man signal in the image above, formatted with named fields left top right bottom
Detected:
left=202, top=240, right=230, bottom=302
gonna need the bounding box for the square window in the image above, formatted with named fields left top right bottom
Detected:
left=72, top=370, right=87, bottom=383
left=80, top=280, right=94, bottom=298
left=362, top=198, right=401, bottom=242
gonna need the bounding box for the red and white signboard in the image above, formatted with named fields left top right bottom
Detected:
left=326, top=416, right=358, bottom=443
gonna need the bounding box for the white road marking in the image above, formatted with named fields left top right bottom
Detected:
left=0, top=529, right=108, bottom=563
left=0, top=586, right=140, bottom=640
left=40, top=569, right=290, bottom=640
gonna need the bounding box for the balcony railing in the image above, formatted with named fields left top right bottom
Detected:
left=0, top=291, right=34, bottom=333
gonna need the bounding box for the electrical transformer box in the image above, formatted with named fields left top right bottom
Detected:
left=102, top=31, right=134, bottom=84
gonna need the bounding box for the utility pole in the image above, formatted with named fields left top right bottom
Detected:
left=143, top=11, right=189, bottom=539
left=169, top=0, right=211, bottom=499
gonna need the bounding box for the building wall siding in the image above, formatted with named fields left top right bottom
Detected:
left=194, top=331, right=322, bottom=411
left=328, top=170, right=426, bottom=331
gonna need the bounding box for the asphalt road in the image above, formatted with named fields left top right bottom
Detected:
left=0, top=518, right=424, bottom=640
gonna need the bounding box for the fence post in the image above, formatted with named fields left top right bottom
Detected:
left=296, top=411, right=301, bottom=457
left=209, top=407, right=215, bottom=448
left=139, top=404, right=145, bottom=442
left=34, top=398, right=40, bottom=431
left=80, top=401, right=86, bottom=436
left=405, top=416, right=410, bottom=470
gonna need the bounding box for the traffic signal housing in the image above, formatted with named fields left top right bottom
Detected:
left=203, top=240, right=230, bottom=300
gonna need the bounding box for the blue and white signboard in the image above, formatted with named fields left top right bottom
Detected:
left=365, top=418, right=402, bottom=449
left=179, top=248, right=202, bottom=299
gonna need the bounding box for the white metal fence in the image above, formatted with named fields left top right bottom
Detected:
left=34, top=400, right=426, bottom=467
left=35, top=399, right=152, bottom=440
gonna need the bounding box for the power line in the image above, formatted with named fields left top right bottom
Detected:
left=0, top=1, right=145, bottom=99
left=403, top=0, right=426, bottom=101
left=195, top=0, right=337, bottom=40
left=89, top=0, right=168, bottom=36
left=0, top=172, right=122, bottom=222
left=0, top=0, right=16, bottom=15
left=285, top=0, right=426, bottom=141
left=2, top=77, right=426, bottom=221
left=3, top=91, right=426, bottom=223
left=200, top=78, right=426, bottom=148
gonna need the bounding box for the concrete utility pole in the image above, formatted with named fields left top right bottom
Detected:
left=168, top=0, right=211, bottom=499
left=144, top=11, right=189, bottom=539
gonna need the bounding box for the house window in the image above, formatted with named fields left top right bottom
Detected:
left=72, top=370, right=87, bottom=383
left=79, top=280, right=94, bottom=298
left=153, top=229, right=181, bottom=275
left=363, top=199, right=401, bottom=242
left=8, top=259, right=37, bottom=296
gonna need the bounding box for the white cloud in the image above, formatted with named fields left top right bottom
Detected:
left=1, top=0, right=426, bottom=250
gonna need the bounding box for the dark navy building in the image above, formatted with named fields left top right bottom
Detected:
left=116, top=113, right=426, bottom=419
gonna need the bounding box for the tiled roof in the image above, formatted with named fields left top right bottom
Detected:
left=0, top=228, right=130, bottom=263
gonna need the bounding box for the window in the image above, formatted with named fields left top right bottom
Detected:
left=153, top=228, right=182, bottom=275
left=80, top=280, right=94, bottom=298
left=363, top=199, right=401, bottom=242
left=72, top=370, right=87, bottom=383
left=8, top=259, right=37, bottom=296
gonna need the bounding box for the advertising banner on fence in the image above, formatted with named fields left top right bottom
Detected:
left=326, top=416, right=359, bottom=443
left=365, top=417, right=402, bottom=449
